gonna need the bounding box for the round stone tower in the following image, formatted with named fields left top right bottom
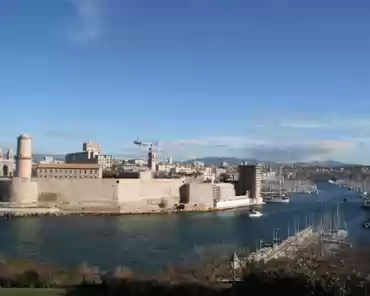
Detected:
left=15, top=134, right=32, bottom=179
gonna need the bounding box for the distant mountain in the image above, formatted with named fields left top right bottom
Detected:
left=31, top=153, right=351, bottom=168
left=295, top=160, right=349, bottom=168
left=32, top=154, right=65, bottom=163
left=185, top=157, right=350, bottom=167
left=184, top=157, right=277, bottom=166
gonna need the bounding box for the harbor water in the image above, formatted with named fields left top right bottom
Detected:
left=0, top=183, right=368, bottom=275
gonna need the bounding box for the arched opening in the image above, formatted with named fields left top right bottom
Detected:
left=3, top=165, right=8, bottom=177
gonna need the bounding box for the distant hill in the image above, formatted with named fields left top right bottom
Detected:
left=185, top=157, right=350, bottom=167
left=31, top=153, right=351, bottom=168
left=293, top=160, right=349, bottom=168
left=184, top=157, right=277, bottom=166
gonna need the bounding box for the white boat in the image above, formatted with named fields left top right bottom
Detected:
left=249, top=209, right=263, bottom=218
left=363, top=199, right=370, bottom=209
left=214, top=196, right=251, bottom=209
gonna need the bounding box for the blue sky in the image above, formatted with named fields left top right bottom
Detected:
left=0, top=0, right=370, bottom=163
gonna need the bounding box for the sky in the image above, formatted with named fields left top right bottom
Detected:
left=0, top=0, right=370, bottom=163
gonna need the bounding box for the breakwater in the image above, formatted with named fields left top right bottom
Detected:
left=245, top=227, right=318, bottom=263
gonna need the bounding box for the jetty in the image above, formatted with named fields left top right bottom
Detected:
left=245, top=227, right=318, bottom=263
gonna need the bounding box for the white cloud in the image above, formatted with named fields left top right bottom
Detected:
left=68, top=0, right=105, bottom=44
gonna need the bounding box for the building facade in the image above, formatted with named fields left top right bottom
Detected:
left=236, top=164, right=262, bottom=200
left=83, top=142, right=102, bottom=155
left=0, top=148, right=14, bottom=177
left=32, top=163, right=102, bottom=179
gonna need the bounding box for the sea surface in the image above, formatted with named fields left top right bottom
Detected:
left=0, top=183, right=368, bottom=275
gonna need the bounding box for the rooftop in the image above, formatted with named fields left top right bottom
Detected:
left=18, top=134, right=31, bottom=139
left=33, top=163, right=100, bottom=169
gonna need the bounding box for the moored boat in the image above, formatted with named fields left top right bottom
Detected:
left=264, top=195, right=290, bottom=204
left=363, top=199, right=370, bottom=209
left=214, top=196, right=251, bottom=210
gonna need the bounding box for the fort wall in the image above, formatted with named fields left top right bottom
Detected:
left=179, top=182, right=214, bottom=207
left=11, top=178, right=38, bottom=204
left=0, top=179, right=12, bottom=202
left=26, top=178, right=185, bottom=207
left=116, top=178, right=184, bottom=203
left=35, top=178, right=118, bottom=205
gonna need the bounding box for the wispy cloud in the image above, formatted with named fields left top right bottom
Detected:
left=108, top=116, right=370, bottom=163
left=68, top=0, right=105, bottom=44
left=278, top=118, right=370, bottom=130
left=149, top=135, right=360, bottom=163
left=278, top=122, right=334, bottom=129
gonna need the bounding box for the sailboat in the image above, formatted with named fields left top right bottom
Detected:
left=263, top=174, right=290, bottom=203
left=320, top=204, right=348, bottom=243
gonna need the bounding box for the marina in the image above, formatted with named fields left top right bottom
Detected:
left=263, top=195, right=290, bottom=203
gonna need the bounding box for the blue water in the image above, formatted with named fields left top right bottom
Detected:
left=0, top=183, right=368, bottom=274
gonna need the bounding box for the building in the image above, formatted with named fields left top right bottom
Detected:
left=148, top=147, right=156, bottom=172
left=65, top=142, right=112, bottom=171
left=0, top=148, right=14, bottom=177
left=40, top=156, right=64, bottom=164
left=32, top=163, right=102, bottom=179
left=83, top=142, right=102, bottom=155
left=193, top=161, right=205, bottom=167
left=179, top=182, right=237, bottom=207
left=125, top=159, right=146, bottom=166
left=15, top=134, right=32, bottom=179
left=156, top=163, right=173, bottom=173
left=203, top=167, right=215, bottom=182
left=0, top=134, right=187, bottom=207
left=236, top=164, right=262, bottom=201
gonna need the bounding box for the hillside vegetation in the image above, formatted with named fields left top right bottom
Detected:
left=0, top=247, right=369, bottom=295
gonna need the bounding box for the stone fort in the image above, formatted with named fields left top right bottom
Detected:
left=0, top=134, right=261, bottom=212
left=0, top=134, right=191, bottom=212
